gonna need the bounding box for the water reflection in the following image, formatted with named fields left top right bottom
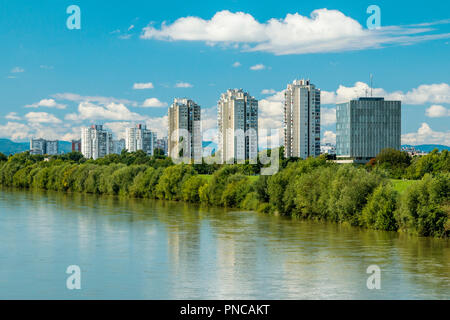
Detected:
left=0, top=187, right=448, bottom=299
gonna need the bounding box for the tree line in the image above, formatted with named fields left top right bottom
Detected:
left=0, top=148, right=448, bottom=237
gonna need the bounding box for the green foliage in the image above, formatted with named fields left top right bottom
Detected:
left=395, top=173, right=449, bottom=237
left=362, top=183, right=398, bottom=231
left=181, top=175, right=207, bottom=202
left=0, top=148, right=448, bottom=237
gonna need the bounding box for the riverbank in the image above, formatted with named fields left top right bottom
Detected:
left=0, top=151, right=448, bottom=237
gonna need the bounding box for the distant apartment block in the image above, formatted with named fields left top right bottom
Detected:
left=217, top=89, right=258, bottom=163
left=284, top=79, right=321, bottom=159
left=336, top=97, right=401, bottom=162
left=71, top=139, right=81, bottom=152
left=30, top=138, right=59, bottom=155
left=81, top=125, right=113, bottom=160
left=112, top=139, right=126, bottom=154
left=155, top=137, right=168, bottom=156
left=168, top=98, right=202, bottom=161
left=125, top=124, right=156, bottom=155
left=320, top=143, right=336, bottom=155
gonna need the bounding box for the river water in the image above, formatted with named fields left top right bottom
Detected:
left=0, top=188, right=448, bottom=299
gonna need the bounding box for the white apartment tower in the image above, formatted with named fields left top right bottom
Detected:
left=168, top=98, right=202, bottom=161
left=125, top=124, right=156, bottom=155
left=284, top=79, right=321, bottom=159
left=81, top=125, right=113, bottom=160
left=218, top=89, right=258, bottom=163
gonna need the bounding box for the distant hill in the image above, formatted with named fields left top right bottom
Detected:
left=402, top=144, right=450, bottom=153
left=0, top=139, right=72, bottom=155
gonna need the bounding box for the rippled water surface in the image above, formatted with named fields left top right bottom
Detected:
left=0, top=188, right=448, bottom=299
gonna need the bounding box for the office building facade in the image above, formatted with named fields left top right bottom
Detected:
left=168, top=98, right=202, bottom=161
left=284, top=79, right=321, bottom=159
left=336, top=97, right=401, bottom=162
left=217, top=89, right=258, bottom=163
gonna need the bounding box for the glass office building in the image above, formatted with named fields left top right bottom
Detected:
left=336, top=97, right=401, bottom=162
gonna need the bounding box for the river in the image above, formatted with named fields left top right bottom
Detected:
left=0, top=188, right=448, bottom=299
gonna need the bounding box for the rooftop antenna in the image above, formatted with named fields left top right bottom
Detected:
left=370, top=74, right=373, bottom=97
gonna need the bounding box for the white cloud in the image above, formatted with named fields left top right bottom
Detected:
left=261, top=89, right=276, bottom=94
left=25, top=112, right=62, bottom=124
left=258, top=90, right=285, bottom=139
left=0, top=122, right=31, bottom=140
left=25, top=98, right=67, bottom=109
left=142, top=98, right=167, bottom=107
left=322, top=82, right=450, bottom=105
left=52, top=93, right=137, bottom=106
left=322, top=130, right=336, bottom=144
left=250, top=64, right=266, bottom=71
left=128, top=24, right=135, bottom=31
left=232, top=61, right=241, bottom=67
left=133, top=82, right=154, bottom=90
left=40, top=65, right=54, bottom=70
left=402, top=123, right=450, bottom=146
left=5, top=112, right=21, bottom=120
left=321, top=107, right=336, bottom=126
left=425, top=105, right=450, bottom=118
left=11, top=67, right=24, bottom=73
left=140, top=9, right=450, bottom=55
left=175, top=82, right=193, bottom=88
left=65, top=102, right=146, bottom=121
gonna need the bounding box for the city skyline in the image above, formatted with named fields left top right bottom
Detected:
left=0, top=0, right=449, bottom=147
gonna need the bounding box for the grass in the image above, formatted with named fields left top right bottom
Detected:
left=390, top=179, right=417, bottom=194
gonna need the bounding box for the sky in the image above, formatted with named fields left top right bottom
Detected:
left=0, top=0, right=449, bottom=146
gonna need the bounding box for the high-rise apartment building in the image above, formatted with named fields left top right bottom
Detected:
left=336, top=97, right=401, bottom=162
left=46, top=140, right=59, bottom=155
left=168, top=98, right=202, bottom=161
left=155, top=137, right=168, bottom=156
left=125, top=124, right=156, bottom=155
left=284, top=79, right=321, bottom=159
left=71, top=139, right=81, bottom=152
left=112, top=139, right=126, bottom=154
left=81, top=125, right=112, bottom=160
left=30, top=138, right=59, bottom=155
left=217, top=89, right=258, bottom=163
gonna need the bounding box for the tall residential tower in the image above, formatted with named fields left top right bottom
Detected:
left=81, top=125, right=112, bottom=160
left=217, top=89, right=258, bottom=163
left=168, top=98, right=202, bottom=161
left=284, top=79, right=321, bottom=159
left=125, top=124, right=156, bottom=155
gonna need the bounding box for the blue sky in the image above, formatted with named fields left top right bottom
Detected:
left=0, top=0, right=449, bottom=145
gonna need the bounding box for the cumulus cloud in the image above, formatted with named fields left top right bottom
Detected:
left=232, top=61, right=241, bottom=67
left=52, top=93, right=137, bottom=106
left=322, top=82, right=450, bottom=105
left=261, top=89, right=276, bottom=94
left=11, top=67, right=24, bottom=73
left=25, top=112, right=62, bottom=124
left=133, top=82, right=154, bottom=89
left=0, top=122, right=31, bottom=140
left=142, top=98, right=167, bottom=107
left=5, top=112, right=21, bottom=120
left=140, top=9, right=450, bottom=55
left=321, top=107, right=336, bottom=126
left=402, top=123, right=450, bottom=146
left=65, top=102, right=146, bottom=121
left=175, top=82, right=193, bottom=88
left=425, top=105, right=450, bottom=117
left=322, top=130, right=336, bottom=144
left=25, top=98, right=67, bottom=109
left=250, top=64, right=266, bottom=71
